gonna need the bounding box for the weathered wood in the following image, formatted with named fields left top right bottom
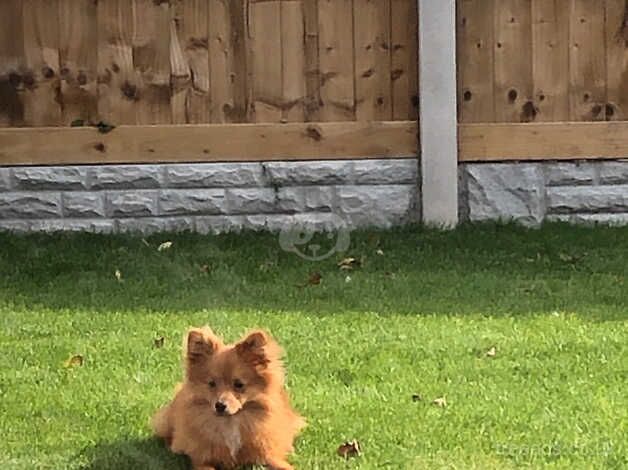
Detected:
left=58, top=0, right=98, bottom=126
left=0, top=0, right=25, bottom=127
left=457, top=0, right=495, bottom=123
left=531, top=0, right=570, bottom=121
left=605, top=0, right=628, bottom=121
left=569, top=0, right=607, bottom=121
left=494, top=0, right=533, bottom=123
left=391, top=0, right=418, bottom=121
left=172, top=0, right=209, bottom=124
left=133, top=0, right=172, bottom=124
left=97, top=0, right=137, bottom=125
left=303, top=0, right=321, bottom=121
left=459, top=122, right=628, bottom=160
left=208, top=0, right=249, bottom=123
left=249, top=0, right=283, bottom=122
left=0, top=121, right=417, bottom=165
left=318, top=0, right=355, bottom=121
left=354, top=0, right=392, bottom=121
left=22, top=0, right=61, bottom=126
left=281, top=0, right=307, bottom=122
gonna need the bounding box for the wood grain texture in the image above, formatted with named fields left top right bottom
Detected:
left=0, top=121, right=417, bottom=165
left=303, top=0, right=321, bottom=121
left=281, top=0, right=307, bottom=122
left=494, top=0, right=533, bottom=123
left=0, top=0, right=25, bottom=127
left=532, top=0, right=570, bottom=121
left=391, top=0, right=418, bottom=120
left=569, top=0, right=607, bottom=121
left=22, top=0, right=61, bottom=126
left=605, top=0, right=628, bottom=121
left=172, top=0, right=209, bottom=124
left=318, top=0, right=355, bottom=121
left=132, top=0, right=172, bottom=124
left=97, top=0, right=137, bottom=125
left=58, top=0, right=98, bottom=126
left=459, top=121, right=628, bottom=160
left=457, top=0, right=495, bottom=123
left=354, top=0, right=392, bottom=121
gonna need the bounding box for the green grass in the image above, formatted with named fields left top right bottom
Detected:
left=0, top=223, right=626, bottom=469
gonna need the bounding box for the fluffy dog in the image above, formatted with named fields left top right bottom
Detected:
left=152, top=327, right=305, bottom=470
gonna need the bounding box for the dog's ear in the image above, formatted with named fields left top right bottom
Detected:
left=185, top=327, right=221, bottom=362
left=235, top=330, right=275, bottom=368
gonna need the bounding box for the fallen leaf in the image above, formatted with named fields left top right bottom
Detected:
left=200, top=264, right=210, bottom=274
left=154, top=336, right=165, bottom=349
left=64, top=354, right=84, bottom=368
left=345, top=275, right=352, bottom=283
left=157, top=241, right=173, bottom=252
left=412, top=394, right=422, bottom=402
left=376, top=249, right=384, bottom=256
left=308, top=272, right=322, bottom=285
left=338, top=257, right=360, bottom=270
left=114, top=269, right=122, bottom=282
left=486, top=346, right=497, bottom=358
left=432, top=397, right=447, bottom=408
left=337, top=440, right=361, bottom=459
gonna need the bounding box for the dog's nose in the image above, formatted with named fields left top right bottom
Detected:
left=215, top=401, right=227, bottom=414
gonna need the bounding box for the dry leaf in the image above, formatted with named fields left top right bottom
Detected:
left=308, top=272, right=322, bottom=285
left=157, top=241, right=173, bottom=252
left=337, top=440, right=361, bottom=459
left=200, top=264, right=210, bottom=274
left=376, top=249, right=384, bottom=256
left=432, top=397, right=447, bottom=408
left=345, top=275, right=352, bottom=283
left=486, top=346, right=497, bottom=357
left=114, top=269, right=122, bottom=282
left=154, top=336, right=165, bottom=349
left=338, top=257, right=360, bottom=270
left=64, top=354, right=84, bottom=368
left=412, top=393, right=422, bottom=402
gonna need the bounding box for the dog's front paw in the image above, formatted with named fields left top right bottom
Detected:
left=266, top=457, right=294, bottom=470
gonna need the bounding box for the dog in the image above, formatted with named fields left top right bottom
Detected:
left=151, top=327, right=305, bottom=470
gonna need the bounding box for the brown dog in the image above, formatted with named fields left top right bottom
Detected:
left=152, top=327, right=305, bottom=470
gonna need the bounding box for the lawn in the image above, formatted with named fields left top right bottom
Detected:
left=0, top=223, right=626, bottom=469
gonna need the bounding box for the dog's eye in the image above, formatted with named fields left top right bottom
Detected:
left=208, top=380, right=216, bottom=388
left=233, top=379, right=244, bottom=390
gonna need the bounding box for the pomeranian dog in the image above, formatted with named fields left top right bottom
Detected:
left=152, top=327, right=305, bottom=470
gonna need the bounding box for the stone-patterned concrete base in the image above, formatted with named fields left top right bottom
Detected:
left=459, top=160, right=628, bottom=226
left=0, top=160, right=419, bottom=234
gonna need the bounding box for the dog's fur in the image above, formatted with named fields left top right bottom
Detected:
left=151, top=327, right=305, bottom=470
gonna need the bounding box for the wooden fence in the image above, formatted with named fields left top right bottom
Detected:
left=457, top=0, right=628, bottom=161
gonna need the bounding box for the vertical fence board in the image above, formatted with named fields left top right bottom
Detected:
left=532, top=0, right=570, bottom=121
left=457, top=0, right=495, bottom=123
left=569, top=0, right=607, bottom=121
left=22, top=0, right=61, bottom=126
left=97, top=0, right=137, bottom=125
left=132, top=0, right=172, bottom=124
left=318, top=0, right=355, bottom=121
left=58, top=0, right=98, bottom=126
left=494, top=0, right=533, bottom=123
left=208, top=0, right=249, bottom=123
left=391, top=0, right=418, bottom=121
left=281, top=0, right=307, bottom=122
left=250, top=0, right=283, bottom=122
left=0, top=0, right=25, bottom=127
left=173, top=0, right=210, bottom=124
left=354, top=0, right=392, bottom=121
left=303, top=0, right=321, bottom=121
left=606, top=0, right=628, bottom=121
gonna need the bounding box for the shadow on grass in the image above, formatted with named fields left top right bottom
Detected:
left=1, top=223, right=627, bottom=321
left=77, top=437, right=189, bottom=470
